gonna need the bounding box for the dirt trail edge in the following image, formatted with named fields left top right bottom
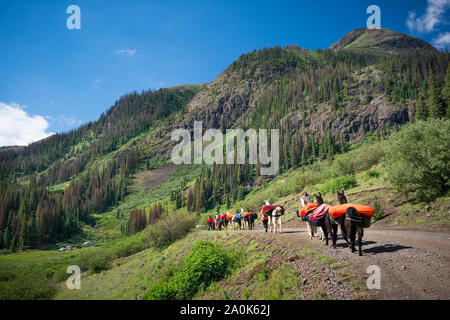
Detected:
left=252, top=226, right=450, bottom=300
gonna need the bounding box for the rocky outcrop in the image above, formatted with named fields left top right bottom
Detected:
left=177, top=64, right=415, bottom=145
left=307, top=96, right=415, bottom=143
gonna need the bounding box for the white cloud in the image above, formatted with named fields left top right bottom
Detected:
left=115, top=49, right=137, bottom=56
left=406, top=0, right=450, bottom=33
left=93, top=79, right=102, bottom=88
left=0, top=102, right=54, bottom=146
left=46, top=115, right=83, bottom=128
left=432, top=31, right=450, bottom=48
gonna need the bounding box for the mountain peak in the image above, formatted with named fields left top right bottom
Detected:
left=329, top=28, right=436, bottom=53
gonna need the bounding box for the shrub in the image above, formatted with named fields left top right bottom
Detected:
left=183, top=241, right=229, bottom=292
left=77, top=249, right=115, bottom=274
left=372, top=201, right=384, bottom=222
left=143, top=241, right=230, bottom=300
left=332, top=154, right=354, bottom=176
left=332, top=142, right=385, bottom=176
left=364, top=169, right=381, bottom=181
left=320, top=175, right=358, bottom=194
left=143, top=275, right=181, bottom=300
left=114, top=234, right=147, bottom=258
left=383, top=119, right=450, bottom=201
left=353, top=143, right=385, bottom=171
left=146, top=212, right=196, bottom=248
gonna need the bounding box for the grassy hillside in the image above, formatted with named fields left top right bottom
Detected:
left=54, top=231, right=369, bottom=300
left=2, top=118, right=448, bottom=300
left=329, top=28, right=436, bottom=53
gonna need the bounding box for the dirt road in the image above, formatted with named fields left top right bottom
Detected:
left=253, top=225, right=450, bottom=300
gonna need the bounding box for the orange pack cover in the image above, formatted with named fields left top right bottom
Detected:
left=242, top=212, right=255, bottom=218
left=226, top=213, right=236, bottom=220
left=328, top=203, right=374, bottom=219
left=299, top=202, right=318, bottom=217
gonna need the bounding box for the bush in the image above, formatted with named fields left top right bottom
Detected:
left=320, top=175, right=358, bottom=194
left=114, top=234, right=147, bottom=258
left=143, top=275, right=182, bottom=300
left=332, top=142, right=385, bottom=176
left=143, top=241, right=230, bottom=300
left=383, top=119, right=450, bottom=201
left=77, top=249, right=115, bottom=274
left=364, top=169, right=381, bottom=181
left=332, top=154, right=354, bottom=176
left=372, top=201, right=384, bottom=222
left=184, top=241, right=229, bottom=292
left=146, top=212, right=196, bottom=248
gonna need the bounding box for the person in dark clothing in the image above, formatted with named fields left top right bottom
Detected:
left=261, top=210, right=269, bottom=232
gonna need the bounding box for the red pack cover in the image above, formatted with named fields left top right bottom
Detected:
left=219, top=214, right=228, bottom=220
left=309, top=204, right=334, bottom=223
left=298, top=202, right=318, bottom=217
left=328, top=203, right=375, bottom=219
left=207, top=218, right=214, bottom=224
left=261, top=205, right=284, bottom=214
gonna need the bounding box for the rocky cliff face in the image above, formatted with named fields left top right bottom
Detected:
left=177, top=64, right=415, bottom=146
left=293, top=67, right=416, bottom=143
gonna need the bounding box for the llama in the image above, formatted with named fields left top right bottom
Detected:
left=300, top=192, right=324, bottom=240
left=313, top=192, right=340, bottom=248
left=337, top=190, right=347, bottom=204
left=220, top=214, right=229, bottom=230
left=345, top=207, right=364, bottom=256
left=245, top=211, right=258, bottom=230
left=336, top=190, right=350, bottom=245
left=207, top=216, right=215, bottom=230
left=338, top=190, right=363, bottom=256
left=214, top=213, right=221, bottom=230
left=232, top=211, right=241, bottom=230
left=264, top=199, right=283, bottom=233
left=240, top=208, right=249, bottom=230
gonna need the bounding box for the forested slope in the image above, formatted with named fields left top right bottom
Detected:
left=0, top=28, right=449, bottom=251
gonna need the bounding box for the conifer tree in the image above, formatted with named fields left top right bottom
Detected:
left=237, top=187, right=244, bottom=201
left=415, top=95, right=428, bottom=121
left=18, top=219, right=26, bottom=251
left=3, top=227, right=9, bottom=249
left=26, top=217, right=38, bottom=248
left=9, top=235, right=16, bottom=253
left=427, top=72, right=445, bottom=119
left=442, top=63, right=450, bottom=118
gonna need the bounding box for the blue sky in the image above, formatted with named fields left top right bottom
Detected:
left=0, top=0, right=449, bottom=146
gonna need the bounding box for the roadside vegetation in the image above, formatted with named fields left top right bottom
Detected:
left=0, top=210, right=196, bottom=300
left=55, top=231, right=366, bottom=300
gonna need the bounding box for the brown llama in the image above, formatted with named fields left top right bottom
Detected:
left=313, top=192, right=339, bottom=248
left=337, top=190, right=350, bottom=244
left=338, top=190, right=364, bottom=256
